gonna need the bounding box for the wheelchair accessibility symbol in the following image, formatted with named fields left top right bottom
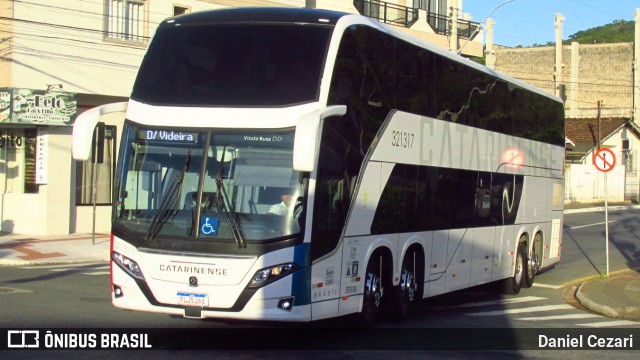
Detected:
left=200, top=216, right=218, bottom=236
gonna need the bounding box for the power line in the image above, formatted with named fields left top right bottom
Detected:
left=0, top=23, right=149, bottom=52
left=3, top=1, right=637, bottom=106
left=496, top=68, right=634, bottom=88
left=567, top=0, right=622, bottom=19
left=0, top=15, right=151, bottom=42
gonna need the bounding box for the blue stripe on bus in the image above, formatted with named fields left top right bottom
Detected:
left=292, top=243, right=311, bottom=306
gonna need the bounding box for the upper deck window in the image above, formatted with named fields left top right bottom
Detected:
left=131, top=24, right=333, bottom=107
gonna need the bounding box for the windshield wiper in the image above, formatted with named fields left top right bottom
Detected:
left=215, top=146, right=246, bottom=249
left=145, top=149, right=191, bottom=241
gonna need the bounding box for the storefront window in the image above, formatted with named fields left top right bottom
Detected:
left=0, top=128, right=38, bottom=194
left=75, top=125, right=117, bottom=205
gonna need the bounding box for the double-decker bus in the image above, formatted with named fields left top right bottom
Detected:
left=72, top=7, right=564, bottom=326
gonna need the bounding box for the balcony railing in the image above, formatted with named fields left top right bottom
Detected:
left=427, top=12, right=481, bottom=40
left=354, top=0, right=419, bottom=28
left=354, top=0, right=481, bottom=40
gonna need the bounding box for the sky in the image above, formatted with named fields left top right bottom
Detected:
left=462, top=0, right=640, bottom=47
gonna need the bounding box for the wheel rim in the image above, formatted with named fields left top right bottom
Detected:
left=515, top=249, right=524, bottom=286
left=365, top=272, right=382, bottom=308
left=528, top=246, right=538, bottom=278
left=534, top=237, right=542, bottom=273
left=400, top=269, right=416, bottom=303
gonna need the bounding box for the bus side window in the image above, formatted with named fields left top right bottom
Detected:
left=475, top=172, right=492, bottom=221
left=311, top=116, right=359, bottom=261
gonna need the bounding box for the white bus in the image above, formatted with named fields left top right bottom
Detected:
left=73, top=7, right=564, bottom=326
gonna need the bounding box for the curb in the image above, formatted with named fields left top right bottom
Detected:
left=575, top=281, right=621, bottom=319
left=0, top=257, right=110, bottom=266
left=564, top=204, right=640, bottom=214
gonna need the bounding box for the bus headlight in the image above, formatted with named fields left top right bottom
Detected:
left=112, top=251, right=145, bottom=280
left=248, top=263, right=299, bottom=288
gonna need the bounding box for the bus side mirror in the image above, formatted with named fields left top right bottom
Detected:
left=72, top=102, right=127, bottom=161
left=293, top=105, right=346, bottom=172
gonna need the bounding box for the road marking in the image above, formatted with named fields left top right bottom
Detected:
left=457, top=296, right=546, bottom=309
left=49, top=266, right=109, bottom=272
left=565, top=220, right=617, bottom=230
left=0, top=287, right=34, bottom=294
left=532, top=283, right=563, bottom=289
left=430, top=296, right=546, bottom=311
left=577, top=320, right=639, bottom=327
left=21, top=263, right=104, bottom=269
left=467, top=304, right=574, bottom=316
left=516, top=313, right=601, bottom=321
left=21, top=263, right=109, bottom=276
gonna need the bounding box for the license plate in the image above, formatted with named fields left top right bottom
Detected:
left=177, top=292, right=208, bottom=306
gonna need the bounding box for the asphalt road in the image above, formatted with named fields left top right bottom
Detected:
left=1, top=209, right=638, bottom=358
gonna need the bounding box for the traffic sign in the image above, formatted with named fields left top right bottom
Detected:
left=592, top=148, right=615, bottom=277
left=593, top=148, right=616, bottom=173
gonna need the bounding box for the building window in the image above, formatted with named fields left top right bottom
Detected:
left=105, top=0, right=147, bottom=43
left=413, top=0, right=446, bottom=13
left=0, top=128, right=38, bottom=194
left=624, top=150, right=636, bottom=174
left=75, top=124, right=117, bottom=205
left=173, top=5, right=190, bottom=16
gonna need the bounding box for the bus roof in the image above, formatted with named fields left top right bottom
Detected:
left=334, top=14, right=563, bottom=104
left=159, top=7, right=561, bottom=105
left=161, top=7, right=348, bottom=27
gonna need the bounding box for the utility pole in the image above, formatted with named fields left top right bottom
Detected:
left=449, top=0, right=459, bottom=53
left=485, top=18, right=496, bottom=69
left=570, top=42, right=580, bottom=118
left=555, top=13, right=565, bottom=99
left=456, top=0, right=515, bottom=56
left=634, top=9, right=640, bottom=124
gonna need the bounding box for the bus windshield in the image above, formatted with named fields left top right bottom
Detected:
left=114, top=123, right=307, bottom=249
left=131, top=23, right=332, bottom=107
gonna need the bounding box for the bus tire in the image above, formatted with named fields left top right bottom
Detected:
left=388, top=249, right=422, bottom=321
left=355, top=255, right=383, bottom=327
left=502, top=243, right=525, bottom=295
left=525, top=234, right=542, bottom=288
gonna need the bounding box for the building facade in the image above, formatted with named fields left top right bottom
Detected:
left=494, top=42, right=634, bottom=119
left=0, top=0, right=482, bottom=235
left=565, top=117, right=640, bottom=203
left=493, top=40, right=640, bottom=204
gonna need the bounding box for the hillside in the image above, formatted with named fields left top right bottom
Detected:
left=519, top=19, right=634, bottom=47
left=565, top=19, right=634, bottom=44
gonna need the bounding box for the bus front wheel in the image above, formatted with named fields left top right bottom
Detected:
left=501, top=243, right=525, bottom=295
left=356, top=255, right=383, bottom=327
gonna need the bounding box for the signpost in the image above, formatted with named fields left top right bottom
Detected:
left=593, top=148, right=616, bottom=277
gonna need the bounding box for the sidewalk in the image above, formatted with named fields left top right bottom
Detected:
left=0, top=205, right=639, bottom=323
left=0, top=232, right=110, bottom=266
left=575, top=269, right=640, bottom=322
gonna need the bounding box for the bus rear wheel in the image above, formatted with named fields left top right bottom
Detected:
left=525, top=234, right=542, bottom=288
left=388, top=250, right=422, bottom=321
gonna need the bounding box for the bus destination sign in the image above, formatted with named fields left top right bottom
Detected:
left=139, top=130, right=199, bottom=144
